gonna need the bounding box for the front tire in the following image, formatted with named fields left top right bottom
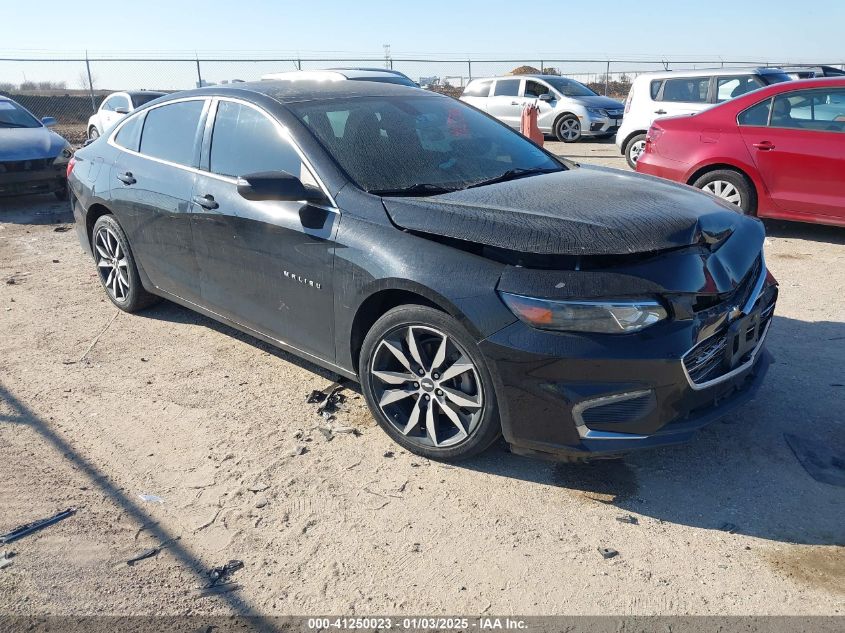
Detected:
left=359, top=305, right=501, bottom=461
left=554, top=114, right=582, bottom=143
left=92, top=215, right=160, bottom=312
left=624, top=133, right=647, bottom=169
left=692, top=169, right=756, bottom=214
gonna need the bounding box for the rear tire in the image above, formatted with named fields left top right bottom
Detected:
left=92, top=214, right=160, bottom=312
left=554, top=114, right=582, bottom=143
left=692, top=169, right=756, bottom=214
left=88, top=126, right=100, bottom=141
left=359, top=305, right=501, bottom=461
left=624, top=133, right=647, bottom=169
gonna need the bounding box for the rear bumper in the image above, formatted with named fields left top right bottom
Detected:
left=635, top=151, right=690, bottom=182
left=0, top=168, right=66, bottom=197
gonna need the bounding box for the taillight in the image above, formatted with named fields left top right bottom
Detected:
left=646, top=125, right=664, bottom=145
left=624, top=87, right=634, bottom=114
left=66, top=156, right=76, bottom=179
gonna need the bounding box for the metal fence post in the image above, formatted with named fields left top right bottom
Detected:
left=605, top=60, right=610, bottom=95
left=296, top=58, right=301, bottom=70
left=195, top=57, right=203, bottom=87
left=540, top=60, right=544, bottom=72
left=85, top=52, right=96, bottom=111
left=467, top=60, right=472, bottom=83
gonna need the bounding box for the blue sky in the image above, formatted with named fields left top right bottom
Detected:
left=5, top=0, right=844, bottom=61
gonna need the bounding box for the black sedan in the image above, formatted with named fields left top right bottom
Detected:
left=68, top=81, right=776, bottom=462
left=0, top=96, right=73, bottom=200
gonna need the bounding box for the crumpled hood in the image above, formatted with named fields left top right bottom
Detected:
left=382, top=166, right=752, bottom=257
left=0, top=127, right=68, bottom=162
left=570, top=95, right=624, bottom=109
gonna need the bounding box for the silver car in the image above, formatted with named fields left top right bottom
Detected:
left=460, top=74, right=624, bottom=142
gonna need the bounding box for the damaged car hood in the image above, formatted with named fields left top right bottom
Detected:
left=382, top=165, right=750, bottom=256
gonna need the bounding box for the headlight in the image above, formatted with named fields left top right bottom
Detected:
left=54, top=145, right=74, bottom=165
left=499, top=292, right=668, bottom=334
left=587, top=107, right=608, bottom=117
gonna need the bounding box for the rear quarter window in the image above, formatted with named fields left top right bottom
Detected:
left=462, top=80, right=492, bottom=97
left=650, top=80, right=663, bottom=100
left=114, top=113, right=144, bottom=151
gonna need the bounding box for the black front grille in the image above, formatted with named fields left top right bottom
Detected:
left=0, top=158, right=52, bottom=173
left=580, top=392, right=656, bottom=425
left=684, top=283, right=777, bottom=386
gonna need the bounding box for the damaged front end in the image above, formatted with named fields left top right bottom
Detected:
left=383, top=168, right=777, bottom=458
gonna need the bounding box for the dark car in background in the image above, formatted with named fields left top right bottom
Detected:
left=68, top=81, right=776, bottom=462
left=0, top=96, right=73, bottom=200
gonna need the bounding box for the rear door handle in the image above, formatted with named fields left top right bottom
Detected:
left=753, top=141, right=776, bottom=151
left=654, top=109, right=667, bottom=115
left=116, top=171, right=136, bottom=185
left=192, top=194, right=219, bottom=210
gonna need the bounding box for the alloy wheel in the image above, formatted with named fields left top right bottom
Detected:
left=370, top=325, right=484, bottom=449
left=702, top=180, right=742, bottom=206
left=629, top=139, right=646, bottom=164
left=94, top=226, right=130, bottom=301
left=89, top=127, right=99, bottom=140
left=560, top=118, right=580, bottom=141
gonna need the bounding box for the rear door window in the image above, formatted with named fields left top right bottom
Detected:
left=139, top=100, right=205, bottom=166
left=770, top=89, right=845, bottom=132
left=493, top=79, right=520, bottom=97
left=716, top=75, right=764, bottom=102
left=209, top=100, right=304, bottom=178
left=658, top=77, right=709, bottom=103
left=737, top=99, right=773, bottom=127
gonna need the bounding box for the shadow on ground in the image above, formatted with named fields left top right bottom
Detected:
left=0, top=382, right=275, bottom=621
left=461, top=313, right=845, bottom=546
left=0, top=194, right=73, bottom=225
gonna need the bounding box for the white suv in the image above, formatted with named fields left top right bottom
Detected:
left=616, top=67, right=791, bottom=168
left=87, top=91, right=165, bottom=140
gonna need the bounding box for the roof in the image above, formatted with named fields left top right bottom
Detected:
left=632, top=67, right=789, bottom=80
left=125, top=90, right=167, bottom=98
left=164, top=79, right=434, bottom=105
left=261, top=69, right=408, bottom=82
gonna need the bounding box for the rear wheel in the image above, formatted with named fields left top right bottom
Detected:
left=554, top=114, right=582, bottom=143
left=624, top=133, right=647, bottom=169
left=359, top=305, right=501, bottom=461
left=692, top=169, right=756, bottom=214
left=88, top=126, right=100, bottom=141
left=92, top=214, right=160, bottom=312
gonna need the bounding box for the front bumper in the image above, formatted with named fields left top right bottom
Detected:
left=479, top=286, right=776, bottom=459
left=0, top=164, right=67, bottom=197
left=581, top=113, right=623, bottom=137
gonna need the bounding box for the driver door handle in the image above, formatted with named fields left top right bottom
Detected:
left=192, top=194, right=219, bottom=210
left=753, top=141, right=776, bottom=151
left=116, top=171, right=136, bottom=185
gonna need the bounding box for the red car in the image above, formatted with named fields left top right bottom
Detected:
left=636, top=78, right=845, bottom=227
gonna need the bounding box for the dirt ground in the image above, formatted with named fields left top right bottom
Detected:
left=1, top=141, right=843, bottom=618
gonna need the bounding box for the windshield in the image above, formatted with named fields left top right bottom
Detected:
left=291, top=95, right=564, bottom=194
left=543, top=77, right=598, bottom=97
left=0, top=100, right=42, bottom=128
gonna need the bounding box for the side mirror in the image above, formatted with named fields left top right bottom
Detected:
left=115, top=107, right=130, bottom=115
left=538, top=93, right=554, bottom=102
left=237, top=171, right=325, bottom=203
left=41, top=116, right=57, bottom=127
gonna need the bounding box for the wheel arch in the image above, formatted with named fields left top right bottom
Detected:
left=85, top=203, right=114, bottom=253
left=685, top=162, right=761, bottom=215
left=621, top=129, right=647, bottom=153
left=552, top=111, right=580, bottom=130
left=348, top=282, right=479, bottom=371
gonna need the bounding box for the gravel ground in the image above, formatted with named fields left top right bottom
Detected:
left=0, top=141, right=843, bottom=617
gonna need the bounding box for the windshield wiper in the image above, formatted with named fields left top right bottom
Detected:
left=370, top=183, right=458, bottom=197
left=467, top=167, right=561, bottom=189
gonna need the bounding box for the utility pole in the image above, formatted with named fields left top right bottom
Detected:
left=85, top=50, right=96, bottom=111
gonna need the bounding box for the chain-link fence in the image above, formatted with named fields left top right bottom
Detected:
left=3, top=56, right=843, bottom=144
